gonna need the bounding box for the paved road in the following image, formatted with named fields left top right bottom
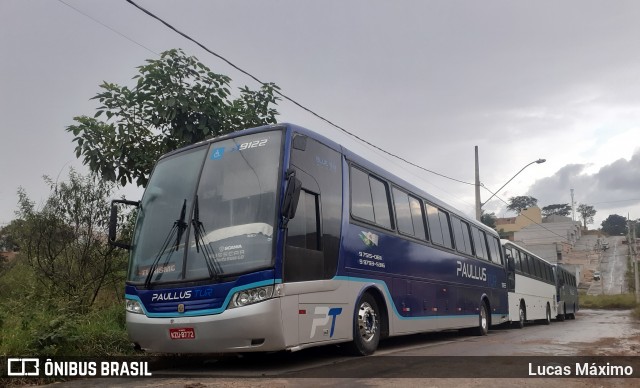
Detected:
left=588, top=236, right=628, bottom=295
left=31, top=309, right=640, bottom=387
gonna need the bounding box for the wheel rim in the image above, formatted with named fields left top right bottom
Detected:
left=480, top=305, right=487, bottom=331
left=357, top=302, right=378, bottom=342
left=519, top=307, right=525, bottom=325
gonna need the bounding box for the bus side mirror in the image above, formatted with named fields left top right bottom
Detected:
left=282, top=169, right=302, bottom=223
left=109, top=199, right=140, bottom=250
left=507, top=256, right=515, bottom=272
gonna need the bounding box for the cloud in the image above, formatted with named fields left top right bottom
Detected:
left=528, top=149, right=640, bottom=214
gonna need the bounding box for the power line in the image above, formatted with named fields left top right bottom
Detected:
left=123, top=0, right=474, bottom=187
left=57, top=0, right=159, bottom=56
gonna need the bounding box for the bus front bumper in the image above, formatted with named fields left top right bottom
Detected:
left=127, top=298, right=286, bottom=353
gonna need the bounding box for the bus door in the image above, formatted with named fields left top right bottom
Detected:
left=504, top=246, right=516, bottom=293
left=283, top=133, right=346, bottom=345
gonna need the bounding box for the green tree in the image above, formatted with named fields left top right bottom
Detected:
left=0, top=221, right=22, bottom=252
left=67, top=49, right=280, bottom=187
left=506, top=195, right=538, bottom=214
left=541, top=203, right=571, bottom=217
left=480, top=211, right=497, bottom=229
left=600, top=214, right=627, bottom=236
left=577, top=203, right=597, bottom=229
left=13, top=170, right=128, bottom=312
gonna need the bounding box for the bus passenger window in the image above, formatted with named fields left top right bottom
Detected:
left=409, top=196, right=427, bottom=240
left=351, top=167, right=374, bottom=222
left=369, top=177, right=392, bottom=229
left=350, top=166, right=392, bottom=229
left=513, top=249, right=522, bottom=272
left=438, top=211, right=453, bottom=248
left=472, top=227, right=488, bottom=260
left=393, top=188, right=413, bottom=235
left=451, top=216, right=473, bottom=255
left=393, top=188, right=426, bottom=239
left=488, top=237, right=502, bottom=265
left=521, top=253, right=531, bottom=275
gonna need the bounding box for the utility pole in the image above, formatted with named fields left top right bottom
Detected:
left=475, top=146, right=481, bottom=221
left=570, top=188, right=576, bottom=221
left=632, top=220, right=638, bottom=303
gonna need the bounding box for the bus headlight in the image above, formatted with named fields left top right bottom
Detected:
left=229, top=286, right=274, bottom=308
left=126, top=299, right=144, bottom=314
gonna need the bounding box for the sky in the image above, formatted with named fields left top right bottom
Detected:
left=1, top=0, right=639, bottom=230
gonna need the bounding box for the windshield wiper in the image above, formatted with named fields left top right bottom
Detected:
left=192, top=195, right=222, bottom=279
left=144, top=199, right=188, bottom=288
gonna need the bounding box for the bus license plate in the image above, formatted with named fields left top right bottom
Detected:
left=169, top=327, right=195, bottom=340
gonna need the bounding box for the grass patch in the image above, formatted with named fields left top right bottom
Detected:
left=579, top=292, right=638, bottom=309
left=0, top=254, right=132, bottom=357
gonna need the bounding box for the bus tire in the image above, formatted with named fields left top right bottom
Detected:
left=569, top=305, right=576, bottom=320
left=543, top=304, right=551, bottom=325
left=516, top=303, right=525, bottom=329
left=346, top=292, right=380, bottom=356
left=476, top=301, right=489, bottom=336
left=558, top=305, right=566, bottom=322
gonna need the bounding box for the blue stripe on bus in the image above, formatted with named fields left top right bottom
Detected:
left=128, top=275, right=491, bottom=322
left=126, top=279, right=277, bottom=318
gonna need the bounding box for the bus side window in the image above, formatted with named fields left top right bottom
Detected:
left=534, top=258, right=543, bottom=279
left=505, top=246, right=513, bottom=260
left=350, top=166, right=393, bottom=230
left=393, top=188, right=427, bottom=240
left=518, top=252, right=526, bottom=276
left=472, top=227, right=488, bottom=260
left=439, top=210, right=453, bottom=248
left=425, top=203, right=453, bottom=249
left=351, top=167, right=375, bottom=222
left=488, top=236, right=502, bottom=265
left=425, top=203, right=444, bottom=246
left=369, top=176, right=392, bottom=229
left=409, top=196, right=427, bottom=240
left=514, top=250, right=524, bottom=274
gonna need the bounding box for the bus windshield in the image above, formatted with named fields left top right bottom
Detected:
left=128, top=130, right=283, bottom=284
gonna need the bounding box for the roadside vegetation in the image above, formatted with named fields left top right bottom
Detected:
left=0, top=257, right=132, bottom=357
left=0, top=171, right=133, bottom=357
left=579, top=292, right=640, bottom=319
left=0, top=48, right=281, bottom=358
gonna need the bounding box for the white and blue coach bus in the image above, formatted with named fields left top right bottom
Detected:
left=109, top=123, right=509, bottom=355
left=502, top=240, right=556, bottom=328
left=554, top=264, right=578, bottom=321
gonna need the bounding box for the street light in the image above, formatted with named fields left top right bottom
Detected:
left=476, top=158, right=546, bottom=220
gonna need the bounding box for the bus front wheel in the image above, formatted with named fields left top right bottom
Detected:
left=346, top=292, right=380, bottom=356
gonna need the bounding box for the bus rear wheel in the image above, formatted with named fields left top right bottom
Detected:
left=346, top=292, right=380, bottom=356
left=543, top=304, right=551, bottom=325
left=558, top=305, right=566, bottom=322
left=516, top=303, right=525, bottom=329
left=476, top=301, right=489, bottom=336
left=569, top=305, right=576, bottom=320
